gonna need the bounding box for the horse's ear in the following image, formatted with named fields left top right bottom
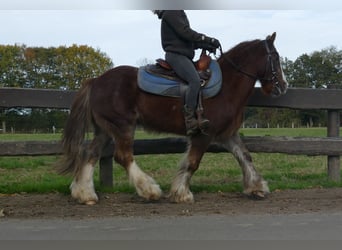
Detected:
left=267, top=32, right=276, bottom=43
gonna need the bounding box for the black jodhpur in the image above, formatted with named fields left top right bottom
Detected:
left=165, top=52, right=200, bottom=110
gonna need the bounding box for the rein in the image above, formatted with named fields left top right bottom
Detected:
left=218, top=46, right=258, bottom=80
left=217, top=41, right=279, bottom=83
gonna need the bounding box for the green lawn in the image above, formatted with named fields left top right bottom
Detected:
left=240, top=127, right=339, bottom=137
left=0, top=128, right=341, bottom=194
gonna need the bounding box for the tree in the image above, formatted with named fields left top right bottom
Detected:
left=54, top=45, right=114, bottom=89
left=0, top=44, right=114, bottom=132
left=289, top=47, right=341, bottom=126
left=287, top=46, right=342, bottom=88
left=0, top=45, right=26, bottom=87
left=0, top=44, right=114, bottom=89
left=23, top=46, right=58, bottom=88
left=280, top=57, right=295, bottom=87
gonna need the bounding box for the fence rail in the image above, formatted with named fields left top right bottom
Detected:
left=1, top=87, right=341, bottom=185
left=1, top=137, right=342, bottom=156
left=2, top=87, right=342, bottom=109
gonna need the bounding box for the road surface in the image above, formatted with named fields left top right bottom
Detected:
left=1, top=212, right=342, bottom=240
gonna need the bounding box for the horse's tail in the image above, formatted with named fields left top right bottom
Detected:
left=57, top=78, right=94, bottom=177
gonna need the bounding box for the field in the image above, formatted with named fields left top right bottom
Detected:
left=0, top=127, right=341, bottom=195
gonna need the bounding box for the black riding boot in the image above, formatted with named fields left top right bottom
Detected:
left=183, top=105, right=210, bottom=136
left=183, top=105, right=200, bottom=136
left=196, top=108, right=210, bottom=133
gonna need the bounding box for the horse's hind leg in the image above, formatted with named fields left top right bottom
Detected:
left=114, top=135, right=162, bottom=201
left=223, top=133, right=270, bottom=199
left=169, top=136, right=211, bottom=203
left=70, top=129, right=110, bottom=205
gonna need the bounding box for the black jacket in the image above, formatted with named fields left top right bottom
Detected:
left=157, top=10, right=206, bottom=59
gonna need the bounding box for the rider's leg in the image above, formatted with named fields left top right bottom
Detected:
left=165, top=52, right=209, bottom=136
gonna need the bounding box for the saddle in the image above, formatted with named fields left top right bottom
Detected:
left=137, top=52, right=222, bottom=100
left=146, top=50, right=212, bottom=86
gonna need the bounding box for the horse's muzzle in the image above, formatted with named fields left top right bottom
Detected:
left=271, top=79, right=288, bottom=97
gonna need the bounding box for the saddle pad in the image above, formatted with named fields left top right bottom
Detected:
left=137, top=60, right=222, bottom=99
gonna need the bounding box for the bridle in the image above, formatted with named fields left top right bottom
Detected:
left=218, top=40, right=280, bottom=87
left=263, top=40, right=281, bottom=89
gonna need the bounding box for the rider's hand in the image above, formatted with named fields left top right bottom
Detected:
left=204, top=36, right=221, bottom=48
left=195, top=42, right=217, bottom=54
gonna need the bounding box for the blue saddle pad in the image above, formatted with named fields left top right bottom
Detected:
left=137, top=60, right=222, bottom=99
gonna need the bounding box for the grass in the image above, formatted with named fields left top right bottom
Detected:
left=0, top=128, right=341, bottom=194
left=0, top=133, right=62, bottom=141
left=0, top=130, right=173, bottom=141
left=239, top=127, right=342, bottom=137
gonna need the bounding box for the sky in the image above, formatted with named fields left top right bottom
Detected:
left=1, top=1, right=342, bottom=67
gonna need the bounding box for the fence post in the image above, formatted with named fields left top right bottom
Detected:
left=327, top=85, right=341, bottom=182
left=1, top=121, right=5, bottom=133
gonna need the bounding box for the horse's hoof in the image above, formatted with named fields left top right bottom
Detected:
left=147, top=192, right=162, bottom=201
left=248, top=191, right=267, bottom=200
left=169, top=192, right=194, bottom=203
left=85, top=200, right=97, bottom=205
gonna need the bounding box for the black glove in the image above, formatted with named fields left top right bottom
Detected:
left=194, top=41, right=217, bottom=54
left=204, top=36, right=221, bottom=48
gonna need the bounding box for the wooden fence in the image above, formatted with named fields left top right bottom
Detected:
left=1, top=87, right=341, bottom=186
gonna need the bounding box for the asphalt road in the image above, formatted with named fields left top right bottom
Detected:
left=1, top=212, right=342, bottom=240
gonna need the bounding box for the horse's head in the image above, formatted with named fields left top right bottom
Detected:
left=258, top=32, right=288, bottom=97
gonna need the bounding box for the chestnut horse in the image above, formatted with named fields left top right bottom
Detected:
left=58, top=32, right=288, bottom=205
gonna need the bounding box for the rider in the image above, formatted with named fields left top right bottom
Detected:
left=152, top=10, right=221, bottom=136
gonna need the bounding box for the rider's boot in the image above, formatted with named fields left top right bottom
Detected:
left=183, top=105, right=200, bottom=136
left=196, top=109, right=210, bottom=133
left=183, top=105, right=210, bottom=136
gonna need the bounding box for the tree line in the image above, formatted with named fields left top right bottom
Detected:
left=0, top=44, right=113, bottom=89
left=0, top=44, right=113, bottom=132
left=0, top=44, right=341, bottom=132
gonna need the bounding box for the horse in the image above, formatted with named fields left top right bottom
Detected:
left=57, top=32, right=288, bottom=205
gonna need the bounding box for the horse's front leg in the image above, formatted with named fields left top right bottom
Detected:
left=223, top=133, right=270, bottom=199
left=114, top=136, right=162, bottom=201
left=169, top=136, right=211, bottom=203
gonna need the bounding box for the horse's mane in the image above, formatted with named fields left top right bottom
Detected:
left=218, top=39, right=262, bottom=62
